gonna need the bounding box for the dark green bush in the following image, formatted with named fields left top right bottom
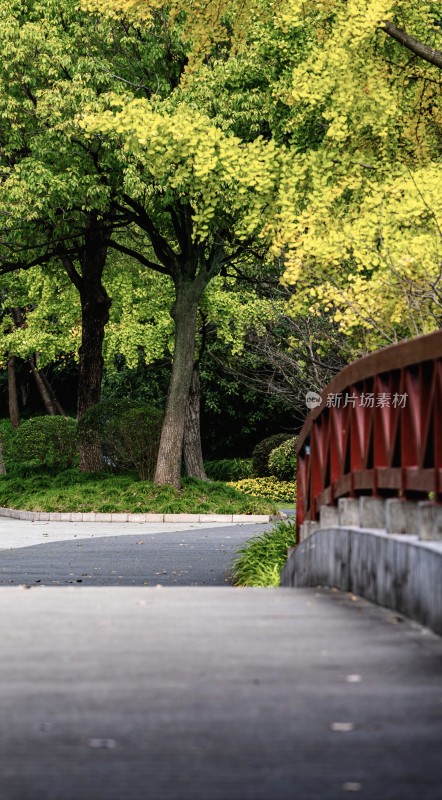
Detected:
left=268, top=437, right=297, bottom=481
left=252, top=433, right=292, bottom=477
left=0, top=419, right=14, bottom=473
left=204, top=458, right=253, bottom=481
left=78, top=399, right=163, bottom=480
left=5, top=416, right=78, bottom=473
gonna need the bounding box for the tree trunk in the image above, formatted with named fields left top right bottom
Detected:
left=28, top=356, right=58, bottom=415
left=183, top=365, right=207, bottom=480
left=154, top=278, right=206, bottom=487
left=10, top=309, right=63, bottom=417
left=39, top=371, right=65, bottom=416
left=67, top=219, right=111, bottom=472
left=8, top=356, right=20, bottom=428
left=77, top=278, right=111, bottom=470
left=19, top=377, right=30, bottom=411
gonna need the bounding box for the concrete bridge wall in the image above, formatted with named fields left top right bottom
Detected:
left=281, top=528, right=442, bottom=636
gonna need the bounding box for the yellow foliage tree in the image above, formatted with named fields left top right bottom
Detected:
left=79, top=94, right=284, bottom=486
left=271, top=0, right=442, bottom=350
left=83, top=0, right=264, bottom=67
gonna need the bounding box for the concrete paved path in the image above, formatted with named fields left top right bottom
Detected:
left=0, top=586, right=442, bottom=800
left=1, top=518, right=441, bottom=799
left=0, top=519, right=272, bottom=586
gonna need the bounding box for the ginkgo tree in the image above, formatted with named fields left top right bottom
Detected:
left=268, top=0, right=442, bottom=350
left=80, top=97, right=284, bottom=485
left=172, top=0, right=442, bottom=351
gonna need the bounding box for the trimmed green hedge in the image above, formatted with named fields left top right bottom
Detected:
left=4, top=416, right=78, bottom=473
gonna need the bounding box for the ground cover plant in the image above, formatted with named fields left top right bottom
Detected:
left=228, top=477, right=297, bottom=504
left=232, top=519, right=297, bottom=587
left=0, top=471, right=277, bottom=515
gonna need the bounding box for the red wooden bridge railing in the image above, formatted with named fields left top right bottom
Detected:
left=296, top=330, right=442, bottom=536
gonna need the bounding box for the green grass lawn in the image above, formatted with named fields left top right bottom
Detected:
left=0, top=470, right=278, bottom=515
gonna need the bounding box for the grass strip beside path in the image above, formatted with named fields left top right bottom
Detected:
left=0, top=470, right=277, bottom=515
left=232, top=519, right=297, bottom=586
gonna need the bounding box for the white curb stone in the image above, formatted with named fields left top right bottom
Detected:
left=0, top=507, right=271, bottom=524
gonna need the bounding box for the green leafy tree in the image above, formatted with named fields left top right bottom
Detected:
left=0, top=0, right=185, bottom=468
left=80, top=94, right=285, bottom=486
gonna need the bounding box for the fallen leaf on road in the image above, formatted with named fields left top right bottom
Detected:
left=88, top=739, right=117, bottom=749
left=330, top=722, right=355, bottom=732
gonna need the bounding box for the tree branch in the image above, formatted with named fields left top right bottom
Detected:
left=60, top=254, right=83, bottom=291
left=383, top=21, right=442, bottom=70
left=108, top=239, right=170, bottom=275
left=121, top=194, right=177, bottom=269
left=0, top=250, right=64, bottom=276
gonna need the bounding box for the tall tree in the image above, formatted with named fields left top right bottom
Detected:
left=268, top=0, right=442, bottom=350
left=0, top=0, right=185, bottom=467
left=81, top=98, right=284, bottom=485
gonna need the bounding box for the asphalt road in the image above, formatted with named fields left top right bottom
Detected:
left=0, top=521, right=273, bottom=586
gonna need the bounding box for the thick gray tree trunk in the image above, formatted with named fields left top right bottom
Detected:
left=154, top=278, right=206, bottom=487
left=183, top=365, right=207, bottom=480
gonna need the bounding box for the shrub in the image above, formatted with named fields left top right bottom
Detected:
left=78, top=399, right=163, bottom=480
left=268, top=437, right=297, bottom=481
left=0, top=419, right=14, bottom=473
left=228, top=476, right=297, bottom=504
left=232, top=519, right=297, bottom=586
left=252, top=433, right=293, bottom=477
left=5, top=416, right=78, bottom=473
left=204, top=458, right=253, bottom=481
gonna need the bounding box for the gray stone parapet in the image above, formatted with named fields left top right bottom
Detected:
left=281, top=526, right=442, bottom=636
left=338, top=498, right=359, bottom=526
left=418, top=502, right=442, bottom=541
left=314, top=499, right=442, bottom=538
left=386, top=499, right=418, bottom=535
left=319, top=505, right=340, bottom=528
left=359, top=497, right=385, bottom=529
left=299, top=520, right=319, bottom=541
